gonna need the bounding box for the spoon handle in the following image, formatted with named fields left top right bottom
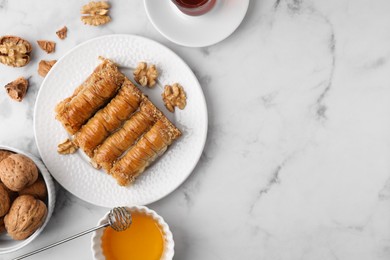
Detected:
left=13, top=223, right=110, bottom=260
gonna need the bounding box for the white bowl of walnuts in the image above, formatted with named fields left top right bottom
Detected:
left=0, top=145, right=55, bottom=254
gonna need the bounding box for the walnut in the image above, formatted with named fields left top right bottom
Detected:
left=38, top=60, right=56, bottom=77
left=4, top=195, right=47, bottom=240
left=0, top=154, right=38, bottom=192
left=4, top=77, right=29, bottom=102
left=133, top=62, right=158, bottom=88
left=19, top=177, right=47, bottom=201
left=81, top=1, right=111, bottom=26
left=0, top=217, right=5, bottom=234
left=37, top=40, right=56, bottom=54
left=0, top=150, right=13, bottom=163
left=57, top=139, right=77, bottom=154
left=162, top=83, right=187, bottom=112
left=0, top=36, right=32, bottom=67
left=0, top=184, right=10, bottom=217
left=56, top=26, right=67, bottom=40
left=2, top=182, right=18, bottom=202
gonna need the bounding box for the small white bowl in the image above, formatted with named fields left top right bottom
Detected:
left=0, top=145, right=56, bottom=254
left=91, top=206, right=174, bottom=260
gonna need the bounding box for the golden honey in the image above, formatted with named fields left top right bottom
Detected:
left=101, top=212, right=164, bottom=260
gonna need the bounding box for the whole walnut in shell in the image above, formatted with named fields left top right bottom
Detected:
left=4, top=195, right=47, bottom=240
left=0, top=183, right=10, bottom=217
left=0, top=154, right=38, bottom=192
left=0, top=150, right=13, bottom=163
left=19, top=177, right=47, bottom=201
left=0, top=217, right=5, bottom=234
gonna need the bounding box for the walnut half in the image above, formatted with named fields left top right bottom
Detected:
left=38, top=60, right=56, bottom=77
left=4, top=77, right=29, bottom=102
left=81, top=1, right=111, bottom=26
left=133, top=62, right=158, bottom=88
left=57, top=139, right=77, bottom=155
left=162, top=83, right=187, bottom=112
left=0, top=36, right=32, bottom=67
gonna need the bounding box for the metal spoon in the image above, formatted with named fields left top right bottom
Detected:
left=13, top=207, right=132, bottom=260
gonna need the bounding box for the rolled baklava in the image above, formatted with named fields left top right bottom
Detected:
left=110, top=119, right=181, bottom=186
left=73, top=78, right=141, bottom=157
left=92, top=103, right=155, bottom=171
left=55, top=58, right=124, bottom=135
left=56, top=57, right=181, bottom=186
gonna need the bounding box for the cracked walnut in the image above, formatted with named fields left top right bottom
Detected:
left=4, top=77, right=29, bottom=102
left=0, top=36, right=32, bottom=67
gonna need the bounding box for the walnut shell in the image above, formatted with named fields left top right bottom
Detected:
left=56, top=26, right=67, bottom=40
left=0, top=36, right=32, bottom=67
left=2, top=182, right=18, bottom=202
left=19, top=177, right=47, bottom=201
left=38, top=60, right=56, bottom=77
left=0, top=183, right=10, bottom=217
left=0, top=154, right=38, bottom=192
left=0, top=150, right=13, bottom=163
left=37, top=40, right=56, bottom=54
left=0, top=217, right=5, bottom=234
left=4, top=195, right=47, bottom=240
left=4, top=77, right=29, bottom=102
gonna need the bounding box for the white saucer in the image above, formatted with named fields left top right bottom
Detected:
left=144, top=0, right=250, bottom=47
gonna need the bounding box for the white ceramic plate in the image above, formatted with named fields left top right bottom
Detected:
left=34, top=34, right=207, bottom=207
left=144, top=0, right=250, bottom=47
left=0, top=145, right=55, bottom=254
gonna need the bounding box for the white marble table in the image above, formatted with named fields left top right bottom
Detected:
left=1, top=0, right=390, bottom=259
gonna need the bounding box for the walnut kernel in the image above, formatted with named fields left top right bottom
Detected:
left=56, top=26, right=67, bottom=40
left=0, top=36, right=32, bottom=67
left=133, top=62, right=158, bottom=88
left=57, top=139, right=77, bottom=155
left=38, top=60, right=56, bottom=77
left=81, top=1, right=111, bottom=26
left=162, top=83, right=187, bottom=112
left=37, top=40, right=56, bottom=54
left=4, top=77, right=29, bottom=102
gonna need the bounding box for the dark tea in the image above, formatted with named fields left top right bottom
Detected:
left=172, top=0, right=216, bottom=16
left=176, top=0, right=208, bottom=4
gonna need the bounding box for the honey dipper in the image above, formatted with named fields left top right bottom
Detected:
left=13, top=207, right=132, bottom=260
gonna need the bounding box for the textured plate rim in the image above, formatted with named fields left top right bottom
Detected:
left=33, top=34, right=208, bottom=207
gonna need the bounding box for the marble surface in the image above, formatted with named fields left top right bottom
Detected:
left=1, top=0, right=390, bottom=259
